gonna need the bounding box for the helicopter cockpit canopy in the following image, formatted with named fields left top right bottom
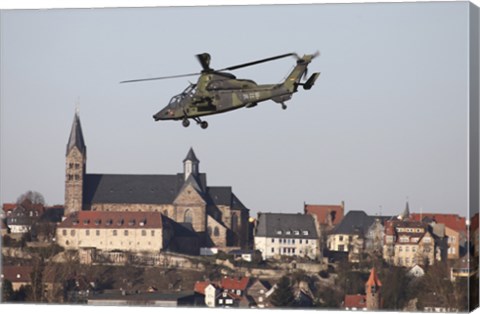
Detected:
left=168, top=83, right=197, bottom=109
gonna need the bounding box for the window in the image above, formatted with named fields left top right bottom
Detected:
left=306, top=239, right=309, bottom=244
left=286, top=230, right=291, bottom=235
left=231, top=213, right=238, bottom=232
left=423, top=237, right=431, bottom=243
left=113, top=230, right=118, bottom=236
left=85, top=230, right=90, bottom=236
left=74, top=174, right=79, bottom=180
left=70, top=230, right=75, bottom=236
left=219, top=299, right=223, bottom=304
left=339, top=235, right=344, bottom=241
left=292, top=239, right=295, bottom=244
left=399, top=246, right=403, bottom=252
left=303, top=230, right=309, bottom=236
left=299, top=239, right=303, bottom=244
left=69, top=163, right=73, bottom=169
left=142, top=230, right=147, bottom=236
left=271, top=238, right=275, bottom=243
left=276, top=230, right=282, bottom=235
left=226, top=299, right=233, bottom=305
left=62, top=230, right=67, bottom=236
left=124, top=230, right=129, bottom=236
left=406, top=246, right=409, bottom=252
left=294, top=230, right=300, bottom=235
left=214, top=227, right=219, bottom=236
left=271, top=248, right=274, bottom=253
left=184, top=209, right=193, bottom=224
left=75, top=163, right=79, bottom=169
left=151, top=230, right=155, bottom=236
left=96, top=230, right=100, bottom=236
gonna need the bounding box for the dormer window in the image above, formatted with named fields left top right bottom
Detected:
left=117, top=219, right=124, bottom=226
left=83, top=219, right=90, bottom=225
left=285, top=230, right=291, bottom=235
left=72, top=220, right=79, bottom=226
left=128, top=219, right=136, bottom=226
left=294, top=230, right=300, bottom=235
left=276, top=230, right=282, bottom=235
left=106, top=219, right=113, bottom=226
left=94, top=219, right=101, bottom=225
left=302, top=230, right=309, bottom=236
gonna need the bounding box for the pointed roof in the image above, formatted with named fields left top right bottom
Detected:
left=365, top=268, right=382, bottom=291
left=66, top=113, right=86, bottom=155
left=183, top=147, right=199, bottom=163
left=398, top=201, right=410, bottom=220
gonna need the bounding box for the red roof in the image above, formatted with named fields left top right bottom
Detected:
left=304, top=203, right=344, bottom=225
left=2, top=203, right=16, bottom=213
left=365, top=268, right=382, bottom=294
left=410, top=213, right=466, bottom=233
left=344, top=294, right=367, bottom=309
left=220, top=277, right=250, bottom=291
left=58, top=211, right=164, bottom=229
left=194, top=281, right=211, bottom=295
left=2, top=266, right=33, bottom=283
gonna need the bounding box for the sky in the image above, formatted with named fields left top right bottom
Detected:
left=0, top=1, right=474, bottom=218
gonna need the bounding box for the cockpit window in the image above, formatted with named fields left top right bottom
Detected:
left=168, top=84, right=197, bottom=109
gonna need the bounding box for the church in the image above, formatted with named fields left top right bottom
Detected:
left=63, top=112, right=250, bottom=249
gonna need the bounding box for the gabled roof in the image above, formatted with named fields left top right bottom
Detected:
left=331, top=210, right=375, bottom=236
left=255, top=213, right=318, bottom=239
left=304, top=203, right=344, bottom=225
left=66, top=112, right=86, bottom=156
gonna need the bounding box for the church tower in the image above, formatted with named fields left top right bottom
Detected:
left=365, top=267, right=382, bottom=310
left=64, top=112, right=86, bottom=216
left=183, top=147, right=199, bottom=180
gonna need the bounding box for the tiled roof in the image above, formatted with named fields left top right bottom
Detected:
left=194, top=281, right=211, bottom=295
left=304, top=204, right=344, bottom=225
left=2, top=266, right=33, bottom=283
left=2, top=203, right=16, bottom=213
left=58, top=211, right=163, bottom=229
left=410, top=213, right=466, bottom=233
left=220, top=277, right=250, bottom=291
left=344, top=294, right=367, bottom=309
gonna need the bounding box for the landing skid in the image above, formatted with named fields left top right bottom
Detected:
left=182, top=117, right=208, bottom=129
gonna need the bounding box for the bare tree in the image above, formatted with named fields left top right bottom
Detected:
left=16, top=190, right=45, bottom=205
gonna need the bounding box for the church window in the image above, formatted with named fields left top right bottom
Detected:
left=214, top=227, right=220, bottom=236
left=231, top=213, right=238, bottom=232
left=184, top=209, right=193, bottom=224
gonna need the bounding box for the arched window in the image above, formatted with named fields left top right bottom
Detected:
left=231, top=213, right=238, bottom=232
left=184, top=209, right=193, bottom=224
left=214, top=226, right=220, bottom=237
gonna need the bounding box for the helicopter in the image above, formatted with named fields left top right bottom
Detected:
left=120, top=52, right=320, bottom=129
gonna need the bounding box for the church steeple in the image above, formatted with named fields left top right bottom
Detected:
left=365, top=267, right=382, bottom=310
left=183, top=147, right=199, bottom=180
left=65, top=112, right=86, bottom=216
left=66, top=112, right=86, bottom=156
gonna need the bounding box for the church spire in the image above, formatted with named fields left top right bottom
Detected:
left=183, top=147, right=199, bottom=180
left=66, top=112, right=86, bottom=156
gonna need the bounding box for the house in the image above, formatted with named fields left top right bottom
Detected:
left=410, top=213, right=465, bottom=260
left=304, top=202, right=345, bottom=229
left=63, top=112, right=250, bottom=249
left=343, top=294, right=367, bottom=310
left=450, top=251, right=475, bottom=281
left=246, top=279, right=271, bottom=308
left=327, top=210, right=377, bottom=262
left=383, top=219, right=435, bottom=267
left=56, top=211, right=199, bottom=255
left=194, top=276, right=252, bottom=308
left=228, top=249, right=256, bottom=262
left=2, top=203, right=16, bottom=217
left=254, top=212, right=320, bottom=260
left=1, top=265, right=32, bottom=291
left=5, top=199, right=45, bottom=234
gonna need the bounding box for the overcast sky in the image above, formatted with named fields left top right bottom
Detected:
left=0, top=1, right=473, bottom=218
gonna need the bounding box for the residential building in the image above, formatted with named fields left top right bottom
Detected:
left=450, top=251, right=475, bottom=281
left=194, top=276, right=252, bottom=308
left=56, top=211, right=199, bottom=255
left=63, top=112, right=250, bottom=249
left=87, top=290, right=201, bottom=306
left=407, top=264, right=425, bottom=278
left=410, top=213, right=466, bottom=260
left=383, top=219, right=435, bottom=267
left=327, top=210, right=378, bottom=262
left=254, top=213, right=320, bottom=260
left=5, top=199, right=45, bottom=234
left=1, top=265, right=32, bottom=291
left=246, top=279, right=272, bottom=308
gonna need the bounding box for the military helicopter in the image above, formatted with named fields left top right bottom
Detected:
left=120, top=52, right=320, bottom=129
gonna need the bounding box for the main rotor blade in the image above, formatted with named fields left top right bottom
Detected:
left=120, top=72, right=200, bottom=84
left=217, top=53, right=297, bottom=72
